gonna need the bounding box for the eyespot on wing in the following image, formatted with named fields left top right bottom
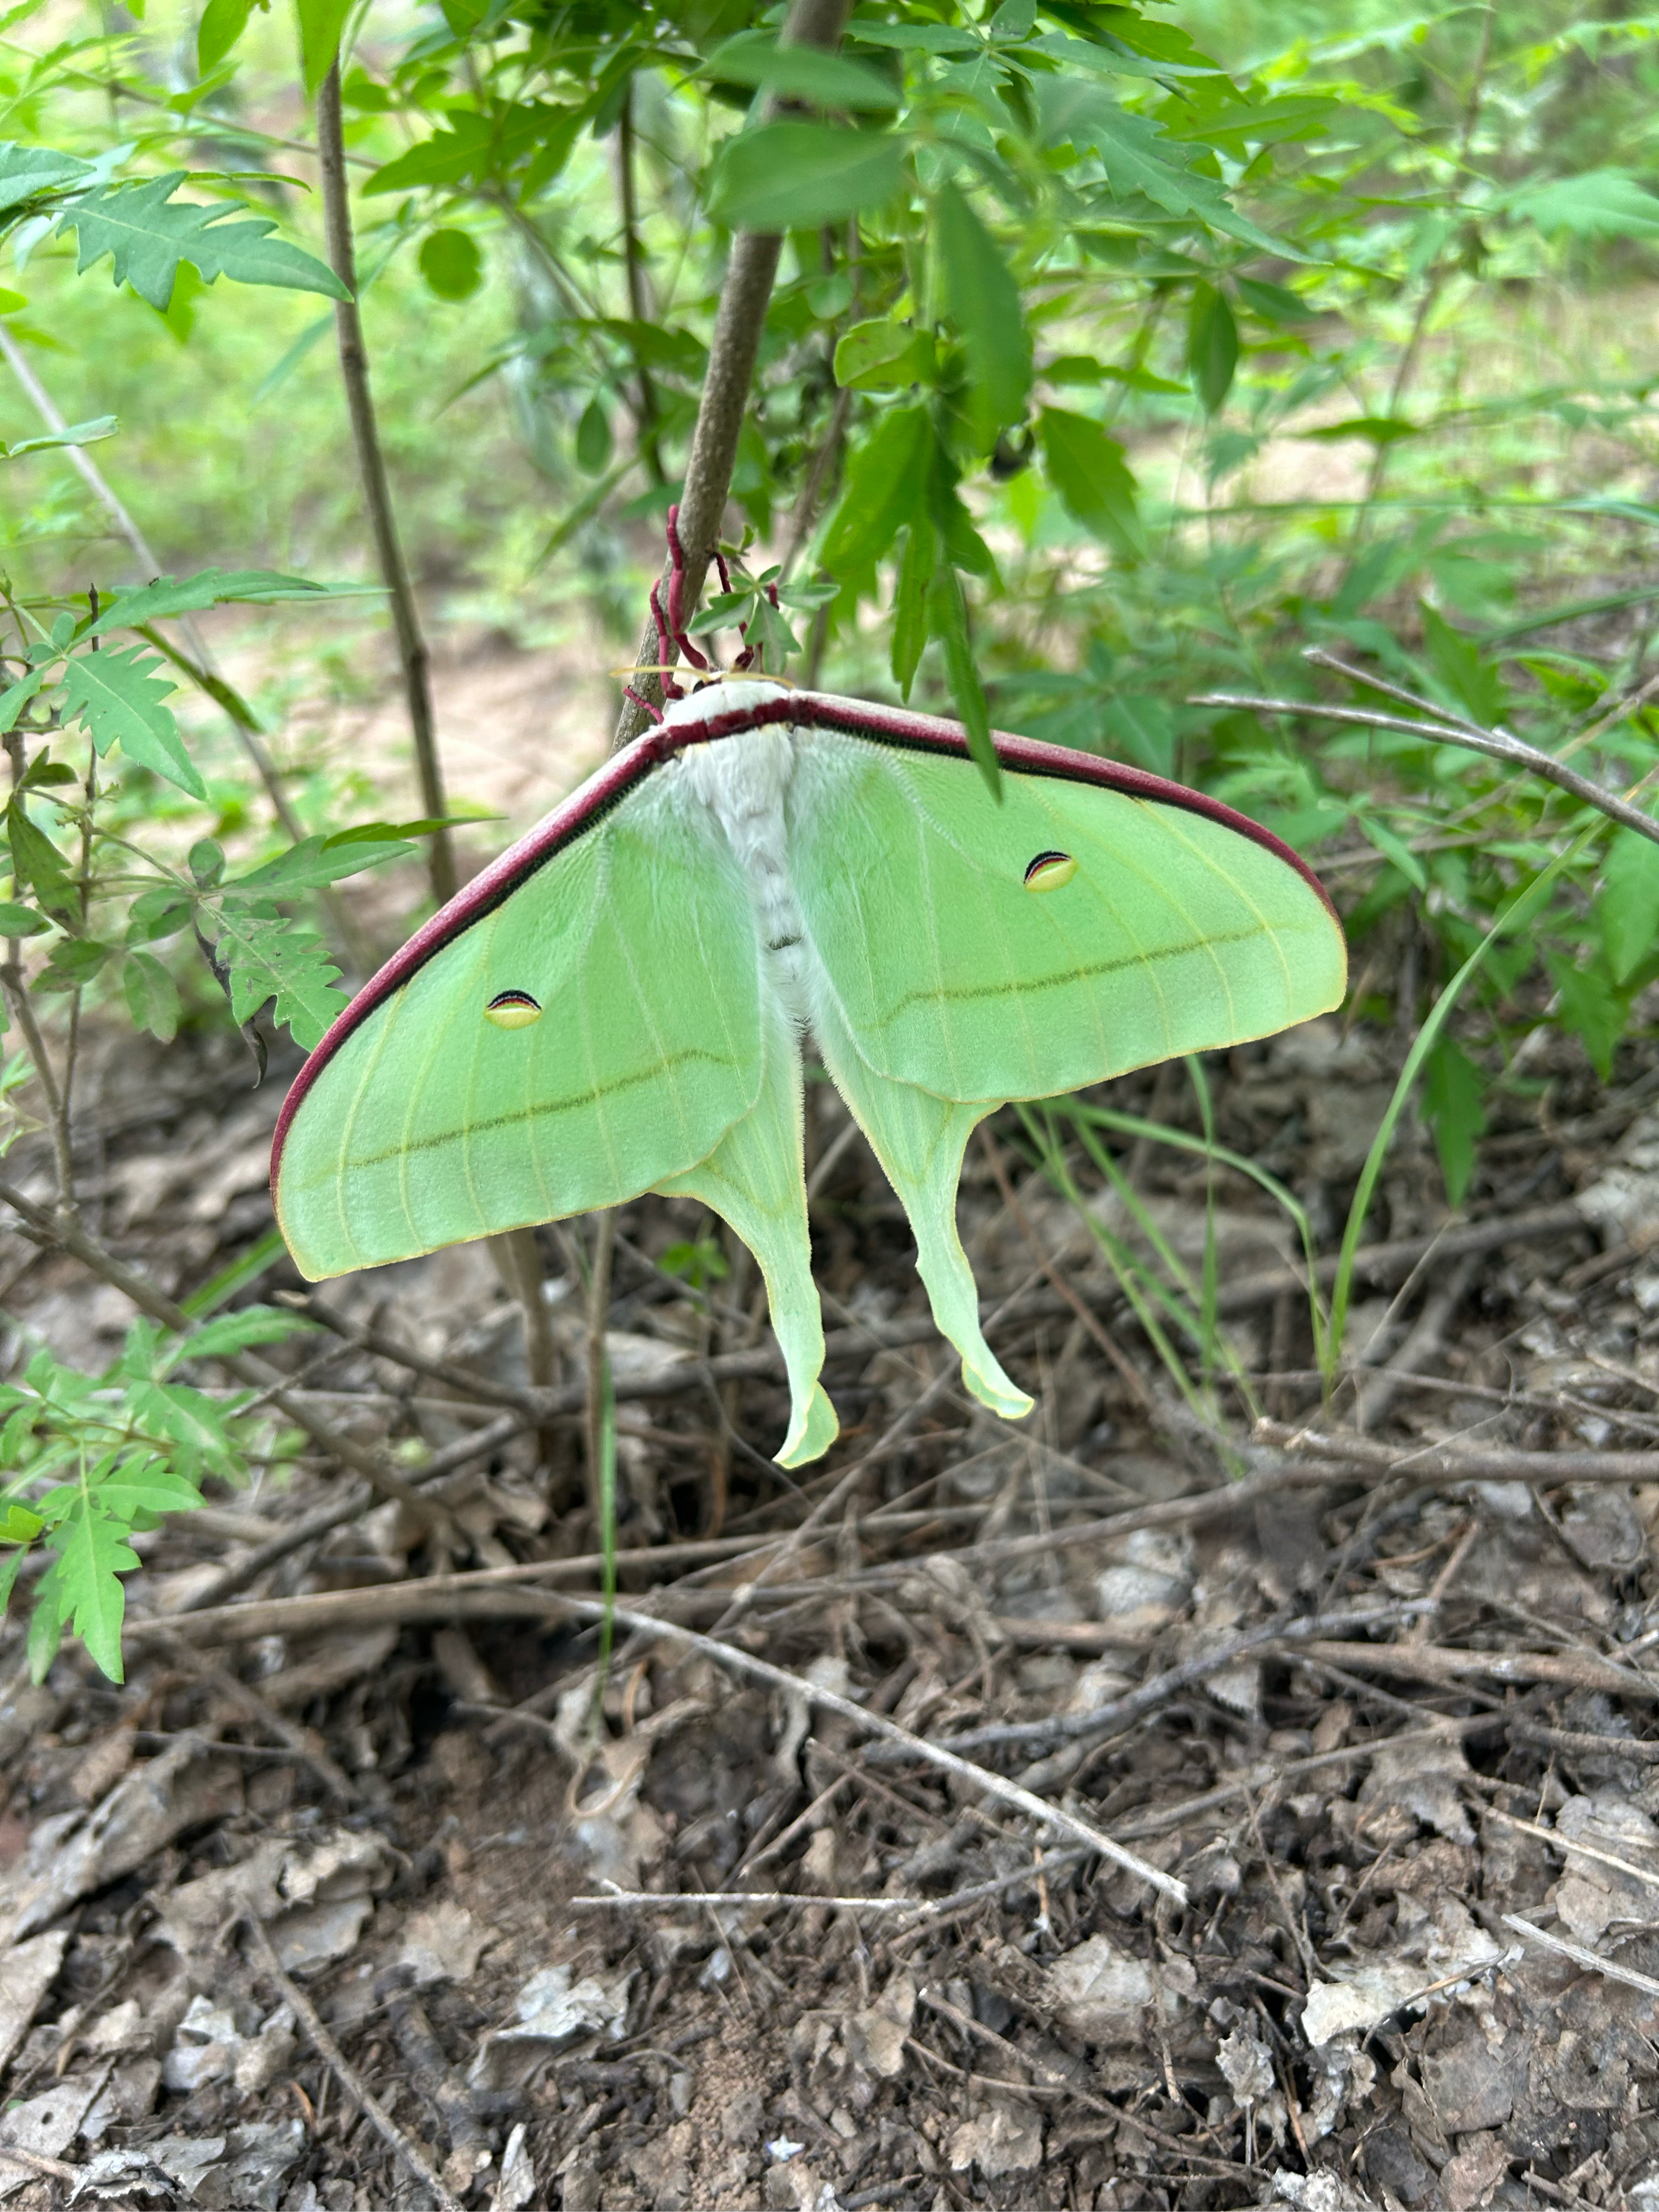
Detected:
left=484, top=989, right=542, bottom=1029
left=1024, top=850, right=1078, bottom=892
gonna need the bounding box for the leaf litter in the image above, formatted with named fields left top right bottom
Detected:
left=9, top=1011, right=1659, bottom=2206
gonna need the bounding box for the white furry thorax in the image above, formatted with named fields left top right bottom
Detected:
left=664, top=688, right=809, bottom=1016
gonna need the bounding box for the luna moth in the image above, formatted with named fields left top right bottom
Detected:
left=272, top=673, right=1345, bottom=1468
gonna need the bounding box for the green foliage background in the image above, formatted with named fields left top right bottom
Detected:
left=5, top=0, right=1659, bottom=1670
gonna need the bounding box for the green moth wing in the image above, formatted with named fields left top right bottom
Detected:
left=788, top=732, right=1345, bottom=1104
left=273, top=766, right=765, bottom=1281
left=273, top=676, right=1345, bottom=1466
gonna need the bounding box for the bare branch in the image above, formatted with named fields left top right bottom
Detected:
left=317, top=64, right=456, bottom=906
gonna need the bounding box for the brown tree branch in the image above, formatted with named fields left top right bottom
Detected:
left=610, top=0, right=857, bottom=751
left=317, top=63, right=457, bottom=906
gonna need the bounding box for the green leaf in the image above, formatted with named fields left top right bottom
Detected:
left=1186, top=281, right=1238, bottom=415
left=707, top=122, right=904, bottom=231
left=1234, top=275, right=1319, bottom=325
left=822, top=402, right=932, bottom=572
left=0, top=1504, right=42, bottom=1544
left=1, top=416, right=116, bottom=459
left=927, top=566, right=1000, bottom=804
left=575, top=394, right=613, bottom=474
left=419, top=226, right=483, bottom=301
left=892, top=518, right=935, bottom=699
left=0, top=1540, right=26, bottom=1624
left=1423, top=1035, right=1486, bottom=1205
left=56, top=1505, right=138, bottom=1683
left=230, top=833, right=412, bottom=894
left=294, top=0, right=352, bottom=95
left=1037, top=406, right=1144, bottom=558
left=208, top=900, right=347, bottom=1046
left=0, top=901, right=49, bottom=936
left=1509, top=170, right=1659, bottom=242
left=87, top=1451, right=204, bottom=1517
left=4, top=799, right=76, bottom=918
left=1420, top=603, right=1504, bottom=728
left=936, top=182, right=1031, bottom=442
left=197, top=0, right=258, bottom=73
left=126, top=886, right=192, bottom=942
left=834, top=318, right=936, bottom=392
left=1357, top=815, right=1427, bottom=892
left=87, top=566, right=324, bottom=637
left=60, top=175, right=349, bottom=310
left=0, top=143, right=93, bottom=216
left=182, top=1304, right=312, bottom=1359
left=123, top=1382, right=230, bottom=1466
left=701, top=32, right=899, bottom=111
left=1548, top=951, right=1627, bottom=1082
left=61, top=644, right=203, bottom=797
left=123, top=950, right=179, bottom=1042
left=1601, top=826, right=1659, bottom=984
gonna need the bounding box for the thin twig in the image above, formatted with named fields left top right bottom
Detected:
left=547, top=1592, right=1189, bottom=1903
left=246, top=1915, right=468, bottom=2212
left=1190, top=677, right=1659, bottom=852
left=1502, top=1913, right=1659, bottom=2001
left=317, top=62, right=455, bottom=906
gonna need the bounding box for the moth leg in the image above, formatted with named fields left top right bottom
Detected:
left=655, top=1000, right=838, bottom=1469
left=812, top=1000, right=1034, bottom=1425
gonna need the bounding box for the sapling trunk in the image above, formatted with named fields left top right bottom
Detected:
left=317, top=63, right=457, bottom=908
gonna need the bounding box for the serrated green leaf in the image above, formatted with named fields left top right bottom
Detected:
left=937, top=182, right=1030, bottom=442
left=0, top=142, right=93, bottom=217
left=87, top=566, right=324, bottom=637
left=90, top=1451, right=204, bottom=1518
left=0, top=1504, right=42, bottom=1544
left=1601, top=826, right=1659, bottom=984
left=123, top=950, right=179, bottom=1041
left=61, top=644, right=202, bottom=796
left=180, top=1305, right=312, bottom=1360
left=208, top=899, right=347, bottom=1046
left=1038, top=406, right=1144, bottom=558
left=1548, top=950, right=1627, bottom=1082
left=1420, top=603, right=1504, bottom=728
left=1423, top=1035, right=1486, bottom=1205
left=927, top=566, right=1000, bottom=804
left=1509, top=170, right=1659, bottom=241
left=60, top=174, right=348, bottom=310
left=51, top=1504, right=137, bottom=1683
left=823, top=402, right=932, bottom=573
left=708, top=122, right=904, bottom=231
left=124, top=1381, right=230, bottom=1462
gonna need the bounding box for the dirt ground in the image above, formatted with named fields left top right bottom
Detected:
left=10, top=657, right=1659, bottom=2210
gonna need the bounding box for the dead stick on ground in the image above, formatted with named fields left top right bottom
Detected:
left=246, top=1916, right=466, bottom=2212
left=1502, top=1913, right=1659, bottom=2001
left=317, top=61, right=455, bottom=907
left=549, top=1591, right=1188, bottom=1903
